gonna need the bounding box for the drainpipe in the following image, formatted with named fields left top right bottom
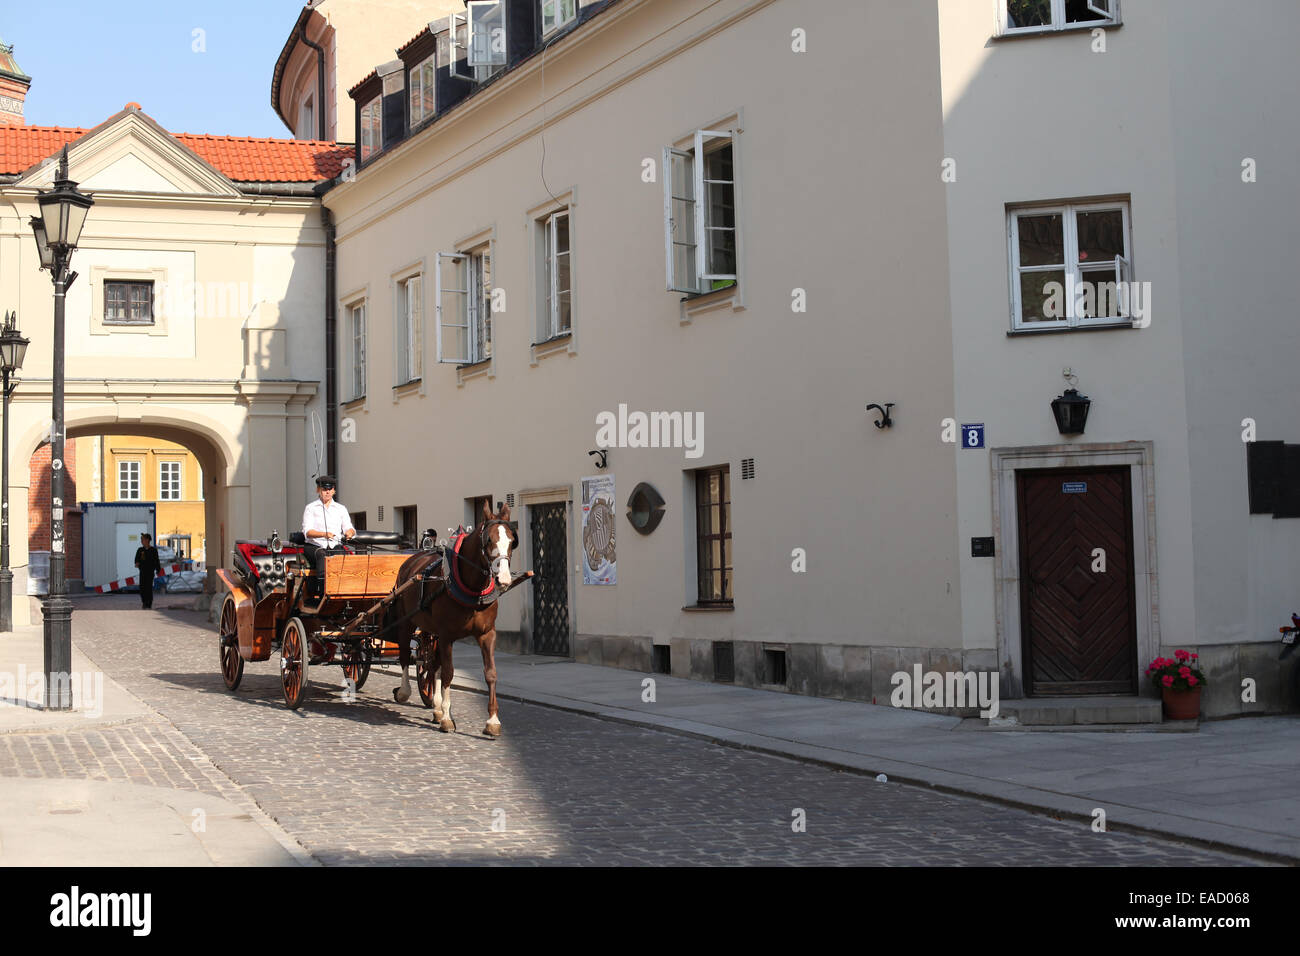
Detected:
left=321, top=204, right=337, bottom=477
left=301, top=28, right=328, bottom=141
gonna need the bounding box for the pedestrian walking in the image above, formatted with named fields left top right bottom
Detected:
left=134, top=533, right=162, bottom=609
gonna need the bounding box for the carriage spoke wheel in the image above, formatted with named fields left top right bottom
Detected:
left=280, top=617, right=309, bottom=709
left=218, top=596, right=244, bottom=691
left=342, top=644, right=371, bottom=693
left=416, top=635, right=436, bottom=709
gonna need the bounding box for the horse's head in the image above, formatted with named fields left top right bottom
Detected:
left=480, top=500, right=518, bottom=588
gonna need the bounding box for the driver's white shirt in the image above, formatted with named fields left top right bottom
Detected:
left=301, top=498, right=354, bottom=549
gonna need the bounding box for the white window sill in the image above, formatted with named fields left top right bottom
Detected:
left=456, top=357, right=493, bottom=388
left=993, top=20, right=1120, bottom=42
left=1008, top=321, right=1138, bottom=336
left=530, top=331, right=574, bottom=366
left=680, top=283, right=744, bottom=324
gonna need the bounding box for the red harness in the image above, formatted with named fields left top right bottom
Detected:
left=447, top=532, right=497, bottom=607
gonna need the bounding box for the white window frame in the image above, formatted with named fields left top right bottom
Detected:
left=1007, top=200, right=1133, bottom=330
left=410, top=53, right=437, bottom=127
left=541, top=0, right=578, bottom=37
left=665, top=129, right=737, bottom=295
left=118, top=460, right=141, bottom=501
left=542, top=209, right=571, bottom=341
left=158, top=460, right=182, bottom=501
left=359, top=96, right=382, bottom=161
left=394, top=274, right=423, bottom=386
left=347, top=300, right=367, bottom=400
left=451, top=1, right=506, bottom=81
left=435, top=246, right=493, bottom=366
left=997, top=0, right=1120, bottom=36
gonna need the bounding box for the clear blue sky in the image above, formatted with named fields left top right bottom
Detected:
left=5, top=0, right=311, bottom=138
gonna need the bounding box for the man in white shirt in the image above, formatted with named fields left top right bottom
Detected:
left=301, top=475, right=355, bottom=596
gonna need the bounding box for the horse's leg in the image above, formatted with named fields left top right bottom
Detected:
left=437, top=637, right=456, bottom=733
left=480, top=629, right=501, bottom=737
left=392, top=611, right=412, bottom=703
left=431, top=636, right=444, bottom=722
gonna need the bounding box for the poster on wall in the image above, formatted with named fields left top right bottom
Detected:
left=581, top=474, right=617, bottom=585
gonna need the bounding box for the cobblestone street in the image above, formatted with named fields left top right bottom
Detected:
left=2, top=595, right=1261, bottom=866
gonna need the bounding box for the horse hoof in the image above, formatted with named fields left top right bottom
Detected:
left=439, top=718, right=455, bottom=733
left=433, top=709, right=444, bottom=723
left=393, top=687, right=411, bottom=703
left=483, top=723, right=501, bottom=738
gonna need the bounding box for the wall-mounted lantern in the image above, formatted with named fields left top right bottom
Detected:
left=1050, top=370, right=1091, bottom=435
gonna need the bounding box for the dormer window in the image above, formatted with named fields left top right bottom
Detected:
left=450, top=1, right=506, bottom=82
left=410, top=53, right=436, bottom=126
left=360, top=96, right=382, bottom=160
left=541, top=0, right=578, bottom=36
left=298, top=95, right=315, bottom=140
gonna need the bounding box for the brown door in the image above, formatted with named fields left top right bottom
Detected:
left=1017, top=466, right=1137, bottom=696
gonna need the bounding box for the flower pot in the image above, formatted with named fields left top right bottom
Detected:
left=1161, top=686, right=1202, bottom=721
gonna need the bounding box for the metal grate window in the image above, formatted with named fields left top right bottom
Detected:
left=713, top=641, right=734, bottom=683
left=741, top=458, right=755, bottom=480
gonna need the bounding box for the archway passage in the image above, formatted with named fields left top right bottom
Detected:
left=26, top=425, right=227, bottom=595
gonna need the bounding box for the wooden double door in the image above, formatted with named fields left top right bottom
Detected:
left=1016, top=466, right=1138, bottom=696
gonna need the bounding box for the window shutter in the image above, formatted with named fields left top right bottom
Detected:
left=449, top=12, right=475, bottom=79
left=1247, top=440, right=1284, bottom=514
left=664, top=146, right=699, bottom=293
left=435, top=252, right=471, bottom=364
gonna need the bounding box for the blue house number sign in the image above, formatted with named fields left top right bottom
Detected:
left=961, top=424, right=985, bottom=449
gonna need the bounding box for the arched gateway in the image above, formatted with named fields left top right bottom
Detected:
left=0, top=105, right=346, bottom=623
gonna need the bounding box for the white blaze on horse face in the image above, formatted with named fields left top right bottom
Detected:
left=493, top=525, right=513, bottom=586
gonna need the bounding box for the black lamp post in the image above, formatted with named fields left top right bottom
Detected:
left=0, top=311, right=30, bottom=633
left=1050, top=388, right=1091, bottom=436
left=30, top=147, right=93, bottom=710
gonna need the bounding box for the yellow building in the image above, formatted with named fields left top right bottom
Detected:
left=75, top=435, right=207, bottom=566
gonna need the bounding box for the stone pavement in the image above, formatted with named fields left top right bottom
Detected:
left=438, top=650, right=1300, bottom=861
left=0, top=594, right=1278, bottom=866
left=0, top=623, right=308, bottom=866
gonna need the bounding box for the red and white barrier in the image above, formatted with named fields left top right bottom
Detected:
left=93, top=564, right=185, bottom=594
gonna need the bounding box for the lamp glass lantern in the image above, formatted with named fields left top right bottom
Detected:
left=0, top=316, right=28, bottom=373
left=1050, top=388, right=1091, bottom=435
left=28, top=216, right=54, bottom=271
left=36, top=176, right=93, bottom=251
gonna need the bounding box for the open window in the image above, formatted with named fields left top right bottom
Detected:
left=450, top=1, right=506, bottom=81
left=999, top=0, right=1119, bottom=35
left=435, top=249, right=492, bottom=366
left=542, top=0, right=578, bottom=36
left=395, top=274, right=422, bottom=385
left=664, top=129, right=736, bottom=295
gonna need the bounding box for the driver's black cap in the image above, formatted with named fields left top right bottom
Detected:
left=315, top=475, right=337, bottom=489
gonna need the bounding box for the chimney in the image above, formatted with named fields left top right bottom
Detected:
left=0, top=36, right=31, bottom=126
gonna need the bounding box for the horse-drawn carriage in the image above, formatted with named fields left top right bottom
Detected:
left=215, top=503, right=531, bottom=735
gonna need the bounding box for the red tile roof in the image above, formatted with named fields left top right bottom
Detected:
left=347, top=70, right=378, bottom=97
left=0, top=123, right=353, bottom=184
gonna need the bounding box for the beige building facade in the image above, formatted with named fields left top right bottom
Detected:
left=315, top=0, right=1300, bottom=719
left=0, top=105, right=344, bottom=623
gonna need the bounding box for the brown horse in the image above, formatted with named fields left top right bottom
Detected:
left=390, top=500, right=519, bottom=736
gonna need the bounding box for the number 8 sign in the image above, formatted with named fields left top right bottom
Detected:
left=961, top=424, right=985, bottom=449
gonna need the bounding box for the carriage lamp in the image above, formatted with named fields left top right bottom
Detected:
left=1050, top=384, right=1092, bottom=435
left=0, top=311, right=29, bottom=633
left=269, top=531, right=283, bottom=554
left=30, top=146, right=94, bottom=710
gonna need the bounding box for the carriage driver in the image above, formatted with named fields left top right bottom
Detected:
left=301, top=475, right=355, bottom=595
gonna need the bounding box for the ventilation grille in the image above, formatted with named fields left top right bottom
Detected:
left=713, top=641, right=735, bottom=683
left=652, top=644, right=671, bottom=675
left=741, top=458, right=755, bottom=480
left=506, top=493, right=516, bottom=508
left=378, top=505, right=385, bottom=522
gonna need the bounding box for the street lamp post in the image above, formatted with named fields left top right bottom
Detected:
left=30, top=147, right=93, bottom=710
left=0, top=311, right=30, bottom=633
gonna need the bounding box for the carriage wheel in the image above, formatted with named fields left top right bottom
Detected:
left=342, top=644, right=371, bottom=692
left=416, top=635, right=437, bottom=709
left=218, top=595, right=244, bottom=691
left=280, top=617, right=309, bottom=709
